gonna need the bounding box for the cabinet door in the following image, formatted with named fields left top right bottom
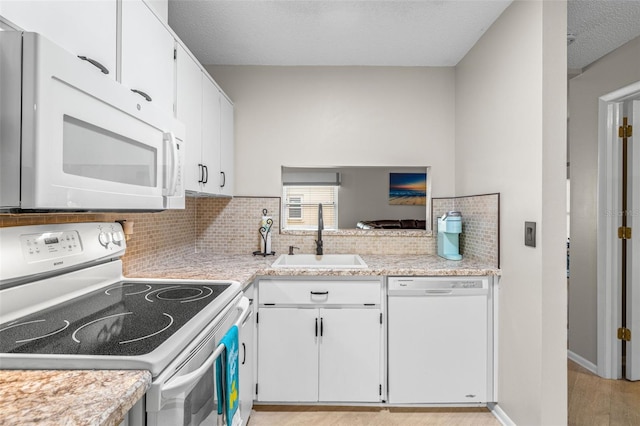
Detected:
left=121, top=0, right=174, bottom=114
left=239, top=302, right=254, bottom=424
left=318, top=308, right=382, bottom=402
left=201, top=78, right=222, bottom=195
left=219, top=95, right=234, bottom=196
left=257, top=308, right=318, bottom=402
left=0, top=0, right=117, bottom=79
left=175, top=45, right=203, bottom=192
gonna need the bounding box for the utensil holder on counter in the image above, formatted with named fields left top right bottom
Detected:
left=253, top=208, right=276, bottom=257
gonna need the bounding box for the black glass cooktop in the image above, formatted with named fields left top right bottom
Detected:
left=0, top=282, right=230, bottom=356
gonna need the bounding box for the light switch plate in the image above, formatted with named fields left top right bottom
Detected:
left=525, top=221, right=536, bottom=247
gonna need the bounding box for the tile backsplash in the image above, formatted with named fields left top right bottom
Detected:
left=433, top=194, right=500, bottom=267
left=0, top=193, right=499, bottom=274
left=194, top=197, right=436, bottom=256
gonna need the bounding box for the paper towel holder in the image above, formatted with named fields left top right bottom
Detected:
left=253, top=208, right=276, bottom=257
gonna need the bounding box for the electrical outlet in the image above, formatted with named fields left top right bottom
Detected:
left=525, top=222, right=536, bottom=247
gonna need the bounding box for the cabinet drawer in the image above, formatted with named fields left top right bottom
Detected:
left=259, top=280, right=381, bottom=305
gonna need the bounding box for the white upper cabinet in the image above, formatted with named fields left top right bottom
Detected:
left=201, top=78, right=222, bottom=195
left=219, top=95, right=235, bottom=196
left=175, top=45, right=203, bottom=193
left=121, top=0, right=175, bottom=115
left=172, top=44, right=235, bottom=197
left=0, top=0, right=117, bottom=79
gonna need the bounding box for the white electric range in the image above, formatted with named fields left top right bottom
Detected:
left=0, top=222, right=248, bottom=426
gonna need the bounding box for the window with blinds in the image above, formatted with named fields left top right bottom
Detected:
left=282, top=186, right=338, bottom=230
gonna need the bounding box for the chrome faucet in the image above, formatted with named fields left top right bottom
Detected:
left=315, top=204, right=324, bottom=255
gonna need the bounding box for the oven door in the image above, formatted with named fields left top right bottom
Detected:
left=146, top=296, right=250, bottom=426
left=18, top=32, right=185, bottom=211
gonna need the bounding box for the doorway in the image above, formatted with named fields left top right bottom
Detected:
left=597, top=81, right=640, bottom=381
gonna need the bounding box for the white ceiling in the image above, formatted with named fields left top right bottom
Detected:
left=168, top=0, right=640, bottom=70
left=567, top=0, right=640, bottom=70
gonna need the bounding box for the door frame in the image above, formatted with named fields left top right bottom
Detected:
left=597, top=80, right=640, bottom=379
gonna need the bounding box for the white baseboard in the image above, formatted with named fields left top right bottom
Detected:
left=488, top=351, right=598, bottom=426
left=489, top=403, right=516, bottom=426
left=567, top=350, right=598, bottom=375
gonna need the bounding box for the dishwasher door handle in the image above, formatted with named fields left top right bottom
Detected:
left=424, top=289, right=453, bottom=295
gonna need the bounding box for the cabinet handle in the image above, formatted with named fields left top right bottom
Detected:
left=310, top=291, right=329, bottom=296
left=320, top=317, right=324, bottom=336
left=203, top=165, right=209, bottom=184
left=220, top=171, right=226, bottom=188
left=241, top=342, right=246, bottom=365
left=315, top=318, right=318, bottom=337
left=198, top=164, right=204, bottom=183
left=77, top=56, right=109, bottom=74
left=131, top=89, right=152, bottom=102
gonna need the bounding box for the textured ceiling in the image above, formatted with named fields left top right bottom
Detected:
left=568, top=0, right=640, bottom=70
left=168, top=0, right=640, bottom=69
left=168, top=0, right=512, bottom=66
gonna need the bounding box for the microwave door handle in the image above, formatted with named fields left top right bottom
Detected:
left=159, top=297, right=250, bottom=398
left=77, top=56, right=109, bottom=74
left=163, top=132, right=179, bottom=196
left=131, top=89, right=152, bottom=102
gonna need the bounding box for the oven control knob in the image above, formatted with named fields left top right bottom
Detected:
left=112, top=231, right=124, bottom=245
left=98, top=231, right=112, bottom=248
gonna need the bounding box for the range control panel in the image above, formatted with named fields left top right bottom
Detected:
left=1, top=222, right=127, bottom=285
left=21, top=230, right=82, bottom=262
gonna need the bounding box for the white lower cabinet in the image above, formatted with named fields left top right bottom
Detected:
left=256, top=279, right=383, bottom=403
left=238, top=298, right=254, bottom=425
left=257, top=308, right=319, bottom=402
left=317, top=308, right=381, bottom=402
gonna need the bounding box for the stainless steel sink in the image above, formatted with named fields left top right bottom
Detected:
left=271, top=254, right=368, bottom=269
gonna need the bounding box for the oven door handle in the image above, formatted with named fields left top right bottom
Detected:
left=160, top=296, right=250, bottom=398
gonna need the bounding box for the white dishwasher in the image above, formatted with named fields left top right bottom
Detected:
left=387, top=276, right=493, bottom=404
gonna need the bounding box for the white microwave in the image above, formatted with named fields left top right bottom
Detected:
left=0, top=32, right=185, bottom=211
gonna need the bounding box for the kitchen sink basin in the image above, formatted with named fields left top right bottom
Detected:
left=271, top=254, right=368, bottom=269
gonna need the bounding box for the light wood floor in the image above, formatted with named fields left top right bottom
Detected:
left=248, top=360, right=640, bottom=425
left=568, top=359, right=640, bottom=425
left=249, top=406, right=499, bottom=425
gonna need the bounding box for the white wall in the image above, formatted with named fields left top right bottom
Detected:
left=455, top=1, right=567, bottom=424
left=568, top=37, right=640, bottom=364
left=206, top=66, right=456, bottom=198
left=338, top=167, right=427, bottom=228
left=207, top=5, right=569, bottom=422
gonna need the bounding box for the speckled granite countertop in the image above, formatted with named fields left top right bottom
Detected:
left=129, top=253, right=500, bottom=289
left=0, top=370, right=150, bottom=426
left=0, top=254, right=497, bottom=424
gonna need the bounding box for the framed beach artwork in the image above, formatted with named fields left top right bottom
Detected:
left=389, top=172, right=427, bottom=206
